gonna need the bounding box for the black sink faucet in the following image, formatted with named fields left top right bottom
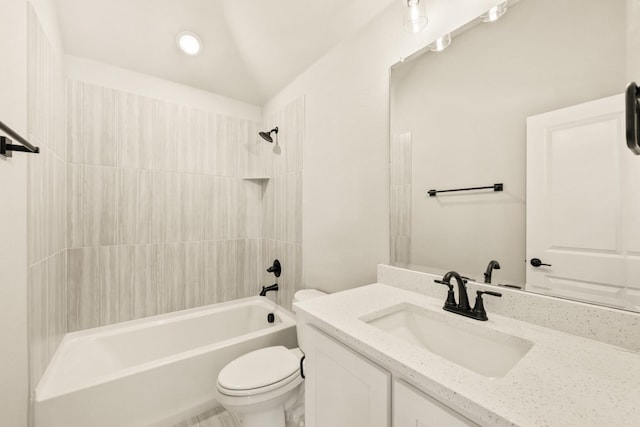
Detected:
left=483, top=260, right=501, bottom=284
left=435, top=271, right=502, bottom=321
left=441, top=271, right=471, bottom=310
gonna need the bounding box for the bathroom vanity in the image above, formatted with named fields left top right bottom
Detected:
left=303, top=325, right=479, bottom=426
left=294, top=271, right=640, bottom=427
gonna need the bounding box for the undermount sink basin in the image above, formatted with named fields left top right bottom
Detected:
left=361, top=303, right=533, bottom=378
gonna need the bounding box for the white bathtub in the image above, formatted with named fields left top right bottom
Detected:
left=34, top=296, right=297, bottom=427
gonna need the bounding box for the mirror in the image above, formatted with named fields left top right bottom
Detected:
left=390, top=0, right=640, bottom=312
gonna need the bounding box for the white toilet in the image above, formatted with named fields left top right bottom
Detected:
left=216, top=289, right=326, bottom=427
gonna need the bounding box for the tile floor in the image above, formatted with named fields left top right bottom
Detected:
left=172, top=403, right=305, bottom=427
left=171, top=407, right=240, bottom=427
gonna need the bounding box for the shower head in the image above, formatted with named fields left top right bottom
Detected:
left=259, top=127, right=278, bottom=143
left=258, top=131, right=272, bottom=142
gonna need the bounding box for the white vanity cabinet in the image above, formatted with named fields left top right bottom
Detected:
left=393, top=379, right=480, bottom=427
left=304, top=325, right=479, bottom=427
left=304, top=325, right=391, bottom=427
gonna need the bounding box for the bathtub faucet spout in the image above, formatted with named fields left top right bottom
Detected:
left=259, top=284, right=279, bottom=296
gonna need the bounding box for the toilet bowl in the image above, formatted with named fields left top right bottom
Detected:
left=216, top=289, right=326, bottom=427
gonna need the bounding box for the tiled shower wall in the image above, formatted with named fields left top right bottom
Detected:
left=65, top=80, right=266, bottom=330
left=260, top=97, right=305, bottom=310
left=26, top=4, right=67, bottom=396
left=390, top=132, right=411, bottom=265
left=65, top=87, right=306, bottom=329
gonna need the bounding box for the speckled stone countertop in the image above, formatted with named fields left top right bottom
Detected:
left=294, top=283, right=640, bottom=427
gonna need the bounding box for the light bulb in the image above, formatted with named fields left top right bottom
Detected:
left=430, top=34, right=452, bottom=52
left=403, top=0, right=428, bottom=34
left=177, top=31, right=202, bottom=56
left=482, top=1, right=508, bottom=23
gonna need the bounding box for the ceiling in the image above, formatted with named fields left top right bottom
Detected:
left=54, top=0, right=396, bottom=105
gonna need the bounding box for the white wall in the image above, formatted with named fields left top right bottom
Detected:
left=628, top=0, right=640, bottom=81
left=1, top=1, right=65, bottom=424
left=65, top=56, right=261, bottom=121
left=263, top=0, right=503, bottom=293
left=1, top=2, right=29, bottom=425
left=28, top=0, right=64, bottom=54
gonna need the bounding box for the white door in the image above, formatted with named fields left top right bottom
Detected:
left=527, top=94, right=640, bottom=310
left=304, top=326, right=390, bottom=427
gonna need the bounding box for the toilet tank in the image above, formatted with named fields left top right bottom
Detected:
left=292, top=289, right=327, bottom=352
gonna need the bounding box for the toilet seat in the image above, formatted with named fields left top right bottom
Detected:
left=217, top=346, right=303, bottom=397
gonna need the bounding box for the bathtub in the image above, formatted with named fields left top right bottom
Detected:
left=34, top=296, right=297, bottom=427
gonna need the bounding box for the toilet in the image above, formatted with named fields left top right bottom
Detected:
left=216, top=289, right=326, bottom=427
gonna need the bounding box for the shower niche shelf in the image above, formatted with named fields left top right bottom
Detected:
left=243, top=176, right=271, bottom=181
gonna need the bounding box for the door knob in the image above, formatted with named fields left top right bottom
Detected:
left=530, top=258, right=552, bottom=267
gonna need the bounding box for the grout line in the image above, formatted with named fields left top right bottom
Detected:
left=27, top=248, right=67, bottom=269
left=65, top=161, right=252, bottom=178
left=65, top=238, right=272, bottom=251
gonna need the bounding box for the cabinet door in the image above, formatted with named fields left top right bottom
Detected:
left=304, top=326, right=390, bottom=427
left=393, top=380, right=479, bottom=427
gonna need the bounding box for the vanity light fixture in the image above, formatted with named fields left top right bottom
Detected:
left=402, top=0, right=428, bottom=34
left=429, top=33, right=452, bottom=52
left=482, top=1, right=508, bottom=23
left=177, top=31, right=202, bottom=56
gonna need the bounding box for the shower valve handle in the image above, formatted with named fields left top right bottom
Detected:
left=267, top=259, right=281, bottom=277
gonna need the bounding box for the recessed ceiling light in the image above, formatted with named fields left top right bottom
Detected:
left=177, top=31, right=202, bottom=56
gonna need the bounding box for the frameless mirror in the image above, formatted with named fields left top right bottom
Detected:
left=390, top=0, right=640, bottom=312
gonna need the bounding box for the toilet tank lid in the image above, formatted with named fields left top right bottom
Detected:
left=293, top=289, right=327, bottom=303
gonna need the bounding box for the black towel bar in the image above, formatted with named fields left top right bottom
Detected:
left=428, top=183, right=503, bottom=197
left=0, top=120, right=39, bottom=158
